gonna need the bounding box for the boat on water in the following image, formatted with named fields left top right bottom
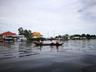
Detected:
left=34, top=41, right=63, bottom=46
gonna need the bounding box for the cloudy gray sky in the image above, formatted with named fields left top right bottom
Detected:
left=0, top=0, right=96, bottom=37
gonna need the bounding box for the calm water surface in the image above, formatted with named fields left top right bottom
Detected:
left=0, top=40, right=96, bottom=72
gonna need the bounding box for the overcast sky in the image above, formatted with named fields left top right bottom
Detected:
left=0, top=0, right=96, bottom=37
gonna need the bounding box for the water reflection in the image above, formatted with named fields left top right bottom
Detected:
left=0, top=40, right=96, bottom=60
left=34, top=44, right=62, bottom=52
left=0, top=42, right=16, bottom=59
left=18, top=42, right=39, bottom=57
left=0, top=42, right=14, bottom=48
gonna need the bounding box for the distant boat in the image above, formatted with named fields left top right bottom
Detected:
left=34, top=41, right=63, bottom=46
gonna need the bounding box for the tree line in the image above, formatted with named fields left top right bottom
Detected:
left=18, top=27, right=96, bottom=41
left=55, top=34, right=96, bottom=40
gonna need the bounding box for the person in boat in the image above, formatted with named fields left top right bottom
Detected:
left=56, top=40, right=60, bottom=45
left=39, top=40, right=43, bottom=45
left=56, top=41, right=59, bottom=52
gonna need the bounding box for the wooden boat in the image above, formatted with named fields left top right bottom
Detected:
left=0, top=39, right=3, bottom=42
left=34, top=42, right=63, bottom=46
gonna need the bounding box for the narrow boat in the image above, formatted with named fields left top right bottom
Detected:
left=34, top=42, right=63, bottom=46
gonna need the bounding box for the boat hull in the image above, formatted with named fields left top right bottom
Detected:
left=34, top=42, right=63, bottom=46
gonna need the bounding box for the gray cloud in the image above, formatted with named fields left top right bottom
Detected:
left=0, top=0, right=96, bottom=37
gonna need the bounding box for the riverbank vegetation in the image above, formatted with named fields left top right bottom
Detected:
left=18, top=27, right=33, bottom=42
left=55, top=34, right=96, bottom=40
left=0, top=27, right=96, bottom=42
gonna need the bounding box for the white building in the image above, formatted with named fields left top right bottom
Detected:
left=17, top=35, right=27, bottom=42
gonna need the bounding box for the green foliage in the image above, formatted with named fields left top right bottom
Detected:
left=18, top=27, right=33, bottom=41
left=18, top=27, right=24, bottom=35
left=55, top=34, right=96, bottom=40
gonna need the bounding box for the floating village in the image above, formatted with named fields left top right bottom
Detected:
left=0, top=27, right=96, bottom=47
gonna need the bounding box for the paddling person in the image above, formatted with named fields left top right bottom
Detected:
left=39, top=40, right=42, bottom=44
left=56, top=41, right=59, bottom=52
left=39, top=40, right=42, bottom=50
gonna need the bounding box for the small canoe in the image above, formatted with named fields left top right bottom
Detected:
left=34, top=42, right=63, bottom=46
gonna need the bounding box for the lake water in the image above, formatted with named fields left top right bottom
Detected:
left=0, top=40, right=96, bottom=72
